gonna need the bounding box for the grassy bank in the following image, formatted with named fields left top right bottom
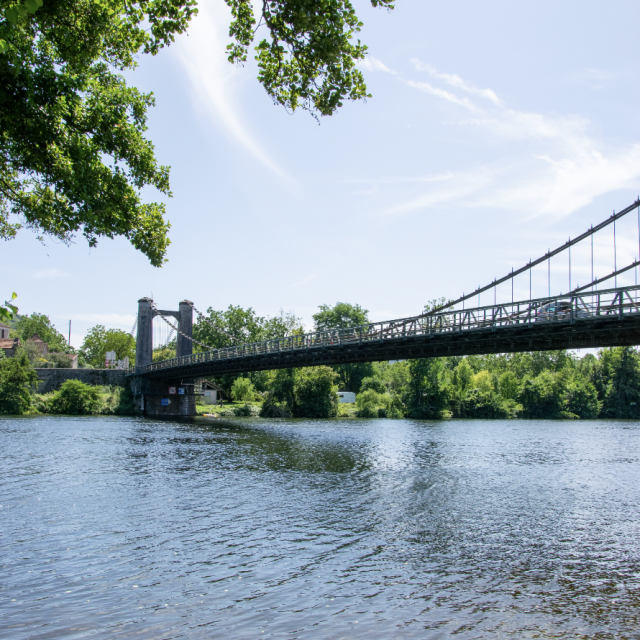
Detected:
left=195, top=401, right=261, bottom=417
left=195, top=401, right=361, bottom=418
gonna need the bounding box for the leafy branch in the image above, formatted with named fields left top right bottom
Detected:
left=1, top=0, right=43, bottom=51
left=0, top=292, right=18, bottom=323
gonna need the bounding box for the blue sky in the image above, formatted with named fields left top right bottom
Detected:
left=4, top=0, right=640, bottom=348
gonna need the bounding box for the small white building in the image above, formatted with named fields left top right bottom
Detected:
left=337, top=391, right=356, bottom=404
left=201, top=380, right=225, bottom=405
left=0, top=322, right=9, bottom=339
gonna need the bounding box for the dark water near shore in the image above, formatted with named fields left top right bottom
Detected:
left=1, top=416, right=639, bottom=639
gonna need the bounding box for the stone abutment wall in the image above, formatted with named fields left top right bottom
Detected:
left=36, top=369, right=128, bottom=394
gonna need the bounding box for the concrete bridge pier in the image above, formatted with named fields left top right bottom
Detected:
left=131, top=298, right=198, bottom=417
left=130, top=377, right=197, bottom=417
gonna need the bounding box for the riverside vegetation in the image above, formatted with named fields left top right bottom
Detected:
left=2, top=311, right=135, bottom=369
left=1, top=302, right=639, bottom=420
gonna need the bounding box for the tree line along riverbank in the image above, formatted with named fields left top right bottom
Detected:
left=2, top=303, right=639, bottom=419
left=1, top=346, right=639, bottom=419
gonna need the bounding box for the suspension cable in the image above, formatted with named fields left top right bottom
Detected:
left=158, top=313, right=214, bottom=350
left=163, top=326, right=175, bottom=348
left=423, top=198, right=640, bottom=316
left=570, top=259, right=640, bottom=295
left=149, top=302, right=216, bottom=350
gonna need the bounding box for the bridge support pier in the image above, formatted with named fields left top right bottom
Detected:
left=130, top=377, right=197, bottom=417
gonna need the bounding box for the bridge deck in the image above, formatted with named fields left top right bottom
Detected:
left=131, top=286, right=640, bottom=380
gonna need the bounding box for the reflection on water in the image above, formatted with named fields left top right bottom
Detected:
left=1, top=416, right=639, bottom=639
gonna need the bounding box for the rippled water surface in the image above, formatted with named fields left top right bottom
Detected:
left=1, top=416, right=640, bottom=639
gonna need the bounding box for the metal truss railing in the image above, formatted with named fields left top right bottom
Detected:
left=133, top=285, right=640, bottom=375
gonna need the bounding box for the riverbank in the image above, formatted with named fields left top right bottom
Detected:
left=195, top=401, right=358, bottom=418
left=31, top=383, right=136, bottom=416
left=20, top=390, right=584, bottom=420
left=3, top=347, right=640, bottom=420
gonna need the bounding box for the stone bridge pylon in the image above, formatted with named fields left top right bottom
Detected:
left=131, top=297, right=198, bottom=417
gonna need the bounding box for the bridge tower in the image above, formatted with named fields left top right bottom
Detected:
left=135, top=297, right=154, bottom=367
left=176, top=300, right=193, bottom=359
left=131, top=298, right=197, bottom=417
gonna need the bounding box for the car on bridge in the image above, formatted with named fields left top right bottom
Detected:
left=535, top=300, right=590, bottom=322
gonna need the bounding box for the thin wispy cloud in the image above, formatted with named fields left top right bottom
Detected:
left=476, top=143, right=640, bottom=217
left=358, top=55, right=397, bottom=74
left=348, top=171, right=455, bottom=197
left=459, top=109, right=589, bottom=143
left=571, top=68, right=616, bottom=90
left=386, top=64, right=640, bottom=219
left=290, top=274, right=317, bottom=288
left=383, top=168, right=498, bottom=215
left=412, top=59, right=502, bottom=106
left=406, top=80, right=480, bottom=112
left=173, top=2, right=289, bottom=179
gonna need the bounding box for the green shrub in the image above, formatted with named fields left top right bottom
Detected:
left=360, top=376, right=386, bottom=394
left=33, top=393, right=55, bottom=413
left=405, top=358, right=450, bottom=419
left=472, top=370, right=495, bottom=394
left=153, top=346, right=176, bottom=362
left=214, top=406, right=236, bottom=417
left=0, top=351, right=38, bottom=414
left=231, top=377, right=255, bottom=402
left=293, top=366, right=339, bottom=418
left=386, top=404, right=405, bottom=419
left=337, top=403, right=357, bottom=418
left=234, top=403, right=260, bottom=417
left=565, top=380, right=601, bottom=418
left=48, top=380, right=103, bottom=415
left=355, top=389, right=391, bottom=418
left=50, top=353, right=73, bottom=368
left=456, top=389, right=520, bottom=419
left=498, top=371, right=519, bottom=400
left=519, top=371, right=563, bottom=418
left=597, top=348, right=640, bottom=418
left=36, top=353, right=74, bottom=369
left=357, top=404, right=378, bottom=418
left=103, top=385, right=138, bottom=415
left=260, top=399, right=292, bottom=418
left=22, top=340, right=48, bottom=367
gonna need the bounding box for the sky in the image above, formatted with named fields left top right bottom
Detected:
left=4, top=0, right=640, bottom=348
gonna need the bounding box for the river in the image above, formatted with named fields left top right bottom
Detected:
left=1, top=416, right=639, bottom=639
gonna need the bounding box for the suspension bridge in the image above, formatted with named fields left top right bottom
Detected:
left=130, top=200, right=640, bottom=416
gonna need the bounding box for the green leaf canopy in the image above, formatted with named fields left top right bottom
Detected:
left=1, top=0, right=394, bottom=265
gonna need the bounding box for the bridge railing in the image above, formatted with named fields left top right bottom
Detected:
left=134, top=285, right=640, bottom=375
